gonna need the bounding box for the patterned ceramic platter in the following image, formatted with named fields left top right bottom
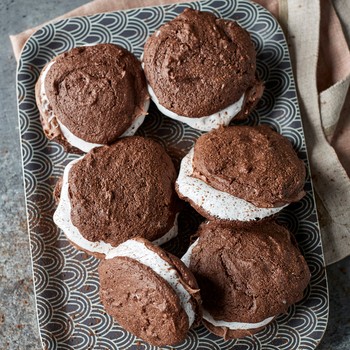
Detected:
left=17, top=0, right=328, bottom=349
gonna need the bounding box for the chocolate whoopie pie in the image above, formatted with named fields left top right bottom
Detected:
left=99, top=237, right=202, bottom=346
left=36, top=44, right=149, bottom=153
left=143, top=8, right=264, bottom=131
left=53, top=136, right=179, bottom=258
left=182, top=221, right=310, bottom=339
left=176, top=125, right=306, bottom=222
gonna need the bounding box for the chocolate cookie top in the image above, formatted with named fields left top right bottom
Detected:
left=99, top=238, right=201, bottom=346
left=192, top=125, right=306, bottom=207
left=189, top=221, right=310, bottom=324
left=43, top=44, right=148, bottom=144
left=68, top=136, right=178, bottom=246
left=143, top=8, right=256, bottom=117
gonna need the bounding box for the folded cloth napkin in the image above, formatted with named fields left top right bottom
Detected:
left=10, top=0, right=350, bottom=265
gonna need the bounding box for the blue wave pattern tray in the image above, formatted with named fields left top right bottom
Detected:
left=17, top=1, right=328, bottom=349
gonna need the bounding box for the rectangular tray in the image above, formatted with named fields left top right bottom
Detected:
left=17, top=1, right=328, bottom=349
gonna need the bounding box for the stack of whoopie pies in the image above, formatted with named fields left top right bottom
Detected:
left=37, top=8, right=310, bottom=347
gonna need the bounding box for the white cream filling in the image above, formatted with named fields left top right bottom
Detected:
left=181, top=238, right=199, bottom=267
left=40, top=61, right=56, bottom=120
left=147, top=84, right=245, bottom=132
left=53, top=158, right=178, bottom=257
left=106, top=239, right=196, bottom=327
left=152, top=213, right=178, bottom=246
left=56, top=103, right=149, bottom=153
left=203, top=310, right=274, bottom=330
left=181, top=240, right=274, bottom=331
left=40, top=62, right=149, bottom=153
left=176, top=149, right=286, bottom=221
left=56, top=120, right=103, bottom=153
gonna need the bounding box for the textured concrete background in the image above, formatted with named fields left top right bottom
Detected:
left=0, top=0, right=349, bottom=349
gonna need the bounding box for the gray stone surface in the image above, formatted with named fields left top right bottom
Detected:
left=0, top=2, right=89, bottom=349
left=0, top=0, right=349, bottom=349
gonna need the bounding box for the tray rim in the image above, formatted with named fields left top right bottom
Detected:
left=16, top=0, right=329, bottom=349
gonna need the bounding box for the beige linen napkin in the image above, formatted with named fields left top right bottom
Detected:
left=10, top=0, right=350, bottom=265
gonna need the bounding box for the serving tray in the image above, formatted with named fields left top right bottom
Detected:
left=17, top=0, right=328, bottom=349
